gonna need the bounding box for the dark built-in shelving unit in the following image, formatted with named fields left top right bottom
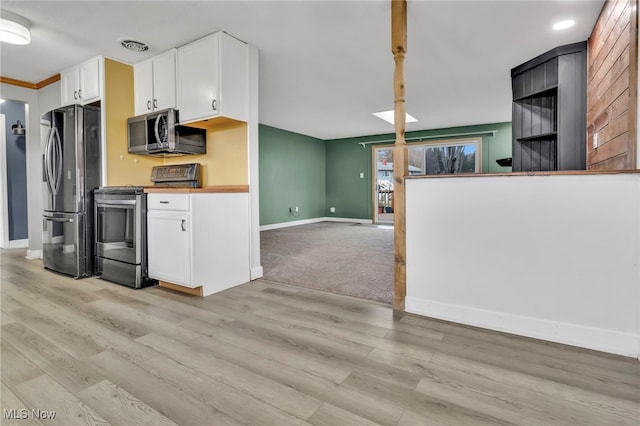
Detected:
left=511, top=41, right=587, bottom=172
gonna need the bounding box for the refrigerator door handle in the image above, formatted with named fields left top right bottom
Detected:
left=45, top=127, right=60, bottom=197
left=44, top=128, right=54, bottom=195
left=51, top=127, right=63, bottom=195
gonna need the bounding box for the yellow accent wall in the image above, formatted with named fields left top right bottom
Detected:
left=104, top=59, right=248, bottom=186
left=104, top=58, right=163, bottom=186
left=170, top=120, right=248, bottom=186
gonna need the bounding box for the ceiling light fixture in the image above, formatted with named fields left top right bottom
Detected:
left=553, top=19, right=575, bottom=31
left=0, top=11, right=31, bottom=45
left=372, top=110, right=418, bottom=125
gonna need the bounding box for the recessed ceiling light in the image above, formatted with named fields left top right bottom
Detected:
left=372, top=110, right=418, bottom=125
left=118, top=37, right=149, bottom=52
left=0, top=11, right=31, bottom=45
left=553, top=19, right=575, bottom=31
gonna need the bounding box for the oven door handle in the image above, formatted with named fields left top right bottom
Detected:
left=95, top=199, right=137, bottom=206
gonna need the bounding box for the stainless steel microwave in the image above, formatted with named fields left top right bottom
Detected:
left=127, top=108, right=206, bottom=156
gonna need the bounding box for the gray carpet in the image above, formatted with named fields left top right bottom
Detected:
left=260, top=221, right=394, bottom=304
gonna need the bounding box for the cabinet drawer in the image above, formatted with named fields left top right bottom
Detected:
left=148, top=194, right=190, bottom=211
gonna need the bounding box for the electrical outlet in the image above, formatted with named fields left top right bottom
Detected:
left=359, top=172, right=364, bottom=179
left=330, top=207, right=335, bottom=213
left=593, top=133, right=599, bottom=149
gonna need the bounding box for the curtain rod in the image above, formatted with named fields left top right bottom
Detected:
left=357, top=130, right=497, bottom=148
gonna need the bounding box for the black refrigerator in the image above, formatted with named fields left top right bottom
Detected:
left=41, top=104, right=101, bottom=278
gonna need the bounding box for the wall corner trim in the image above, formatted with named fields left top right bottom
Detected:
left=250, top=266, right=264, bottom=280
left=25, top=249, right=42, bottom=260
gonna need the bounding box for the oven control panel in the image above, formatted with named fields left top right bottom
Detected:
left=150, top=163, right=201, bottom=187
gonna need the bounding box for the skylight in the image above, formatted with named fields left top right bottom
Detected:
left=372, top=110, right=418, bottom=125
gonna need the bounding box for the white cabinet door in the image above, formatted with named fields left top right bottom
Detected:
left=60, top=56, right=103, bottom=107
left=152, top=50, right=176, bottom=112
left=134, top=60, right=154, bottom=115
left=147, top=211, right=192, bottom=286
left=79, top=56, right=101, bottom=103
left=177, top=32, right=219, bottom=123
left=134, top=50, right=176, bottom=115
left=60, top=68, right=80, bottom=106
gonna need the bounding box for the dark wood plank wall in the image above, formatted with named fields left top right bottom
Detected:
left=587, top=0, right=638, bottom=170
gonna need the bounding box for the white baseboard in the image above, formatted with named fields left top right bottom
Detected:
left=260, top=217, right=372, bottom=231
left=405, top=296, right=640, bottom=358
left=323, top=217, right=373, bottom=224
left=250, top=266, right=264, bottom=280
left=26, top=249, right=42, bottom=259
left=8, top=239, right=28, bottom=249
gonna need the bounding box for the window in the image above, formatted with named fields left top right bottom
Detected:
left=408, top=138, right=481, bottom=175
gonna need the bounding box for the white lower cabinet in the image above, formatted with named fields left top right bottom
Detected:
left=147, top=192, right=250, bottom=295
left=147, top=210, right=192, bottom=286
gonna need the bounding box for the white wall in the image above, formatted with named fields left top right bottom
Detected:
left=406, top=173, right=640, bottom=358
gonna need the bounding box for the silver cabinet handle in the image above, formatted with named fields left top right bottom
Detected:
left=211, top=99, right=217, bottom=111
left=181, top=219, right=186, bottom=232
left=147, top=100, right=152, bottom=110
left=153, top=99, right=158, bottom=109
left=159, top=200, right=169, bottom=204
left=73, top=90, right=78, bottom=100
left=78, top=89, right=82, bottom=98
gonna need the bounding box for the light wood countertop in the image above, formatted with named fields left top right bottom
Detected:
left=144, top=185, right=249, bottom=193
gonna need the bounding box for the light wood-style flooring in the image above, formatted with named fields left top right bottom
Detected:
left=1, top=248, right=639, bottom=425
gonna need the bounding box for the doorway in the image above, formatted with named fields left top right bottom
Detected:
left=373, top=146, right=394, bottom=224
left=0, top=100, right=29, bottom=249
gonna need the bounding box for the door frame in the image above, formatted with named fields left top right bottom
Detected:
left=371, top=144, right=395, bottom=224
left=0, top=114, right=9, bottom=248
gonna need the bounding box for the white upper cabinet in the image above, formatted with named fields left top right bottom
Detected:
left=177, top=31, right=249, bottom=124
left=61, top=56, right=103, bottom=106
left=134, top=49, right=176, bottom=115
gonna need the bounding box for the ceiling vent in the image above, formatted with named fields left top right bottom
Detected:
left=119, top=38, right=149, bottom=52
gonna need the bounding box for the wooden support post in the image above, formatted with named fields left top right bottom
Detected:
left=392, top=0, right=407, bottom=310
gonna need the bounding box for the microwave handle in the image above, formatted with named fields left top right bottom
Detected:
left=154, top=114, right=162, bottom=144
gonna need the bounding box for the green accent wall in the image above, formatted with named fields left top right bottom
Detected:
left=259, top=125, right=326, bottom=225
left=259, top=122, right=512, bottom=224
left=325, top=138, right=373, bottom=220
left=325, top=122, right=512, bottom=219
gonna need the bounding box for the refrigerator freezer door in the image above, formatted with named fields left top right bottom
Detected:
left=42, top=212, right=89, bottom=278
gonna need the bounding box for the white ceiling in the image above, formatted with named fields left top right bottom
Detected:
left=0, top=1, right=603, bottom=140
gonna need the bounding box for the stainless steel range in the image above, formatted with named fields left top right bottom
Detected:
left=94, top=186, right=154, bottom=288
left=94, top=164, right=202, bottom=288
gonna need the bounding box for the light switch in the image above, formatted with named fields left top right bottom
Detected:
left=359, top=172, right=364, bottom=178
